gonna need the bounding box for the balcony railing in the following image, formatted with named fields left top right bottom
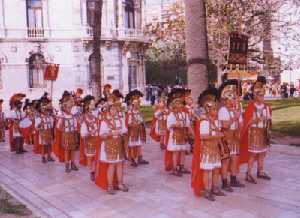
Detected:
left=85, top=26, right=147, bottom=42
left=0, top=27, right=148, bottom=42
left=27, top=28, right=44, bottom=38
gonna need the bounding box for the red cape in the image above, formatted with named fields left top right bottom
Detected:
left=79, top=137, right=87, bottom=166
left=191, top=119, right=204, bottom=196
left=239, top=101, right=272, bottom=165
left=164, top=130, right=181, bottom=171
left=33, top=131, right=42, bottom=154
left=53, top=128, right=65, bottom=162
left=150, top=116, right=160, bottom=142
left=94, top=140, right=119, bottom=190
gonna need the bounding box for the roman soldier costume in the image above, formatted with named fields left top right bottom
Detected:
left=192, top=88, right=225, bottom=201
left=150, top=95, right=169, bottom=150
left=96, top=98, right=129, bottom=194
left=125, top=90, right=149, bottom=167
left=165, top=88, right=192, bottom=176
left=0, top=99, right=5, bottom=142
left=218, top=80, right=245, bottom=191
left=56, top=92, right=79, bottom=173
left=21, top=99, right=35, bottom=146
left=35, top=96, right=55, bottom=163
left=7, top=93, right=27, bottom=154
left=240, top=76, right=272, bottom=184
left=80, top=95, right=100, bottom=181
left=184, top=89, right=195, bottom=152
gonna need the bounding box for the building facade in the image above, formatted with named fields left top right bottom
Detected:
left=0, top=0, right=148, bottom=104
left=145, top=0, right=177, bottom=23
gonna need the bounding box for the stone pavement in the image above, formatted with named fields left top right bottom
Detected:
left=0, top=134, right=299, bottom=218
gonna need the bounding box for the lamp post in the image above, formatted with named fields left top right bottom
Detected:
left=87, top=0, right=103, bottom=99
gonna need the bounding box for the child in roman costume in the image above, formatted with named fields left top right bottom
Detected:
left=150, top=95, right=169, bottom=150
left=97, top=102, right=129, bottom=194
left=241, top=76, right=272, bottom=184
left=218, top=80, right=245, bottom=192
left=125, top=90, right=149, bottom=167
left=191, top=88, right=225, bottom=202
left=80, top=95, right=100, bottom=181
left=7, top=93, right=27, bottom=154
left=21, top=99, right=35, bottom=146
left=56, top=93, right=79, bottom=173
left=0, top=100, right=5, bottom=142
left=184, top=89, right=195, bottom=153
left=165, top=88, right=193, bottom=176
left=35, top=97, right=55, bottom=163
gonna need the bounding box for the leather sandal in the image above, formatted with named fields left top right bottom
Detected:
left=118, top=184, right=129, bottom=192
left=257, top=172, right=271, bottom=180
left=245, top=173, right=257, bottom=184
left=212, top=189, right=226, bottom=197
left=107, top=186, right=117, bottom=195
left=203, top=190, right=215, bottom=202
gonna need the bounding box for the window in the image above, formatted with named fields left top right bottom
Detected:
left=128, top=65, right=137, bottom=91
left=125, top=0, right=135, bottom=29
left=28, top=53, right=46, bottom=88
left=26, top=0, right=43, bottom=28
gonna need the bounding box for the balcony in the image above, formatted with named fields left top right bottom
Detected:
left=85, top=26, right=148, bottom=43
left=27, top=28, right=45, bottom=38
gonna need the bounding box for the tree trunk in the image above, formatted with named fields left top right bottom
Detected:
left=91, top=0, right=103, bottom=99
left=184, top=0, right=209, bottom=103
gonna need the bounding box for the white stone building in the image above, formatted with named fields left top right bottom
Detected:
left=0, top=0, right=148, bottom=106
left=145, top=0, right=177, bottom=23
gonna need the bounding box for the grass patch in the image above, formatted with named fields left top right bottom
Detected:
left=141, top=106, right=154, bottom=123
left=271, top=106, right=300, bottom=137
left=242, top=98, right=300, bottom=111
left=141, top=99, right=300, bottom=137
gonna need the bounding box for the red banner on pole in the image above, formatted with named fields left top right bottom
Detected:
left=44, top=64, right=59, bottom=81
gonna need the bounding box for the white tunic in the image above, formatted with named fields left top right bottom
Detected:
left=218, top=106, right=242, bottom=130
left=250, top=103, right=271, bottom=128
left=99, top=117, right=127, bottom=163
left=199, top=119, right=222, bottom=170
left=154, top=108, right=168, bottom=135
left=6, top=110, right=25, bottom=137
left=127, top=110, right=145, bottom=147
left=249, top=103, right=271, bottom=153
left=166, top=111, right=190, bottom=151
left=56, top=113, right=78, bottom=132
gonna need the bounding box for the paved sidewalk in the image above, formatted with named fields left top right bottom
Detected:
left=0, top=134, right=299, bottom=218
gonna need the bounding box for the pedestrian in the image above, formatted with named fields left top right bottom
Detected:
left=218, top=80, right=245, bottom=193
left=96, top=100, right=129, bottom=194
left=80, top=95, right=99, bottom=181
left=56, top=92, right=79, bottom=173
left=7, top=93, right=27, bottom=154
left=35, top=96, right=55, bottom=163
left=165, top=88, right=192, bottom=176
left=125, top=90, right=149, bottom=167
left=191, top=88, right=224, bottom=201
left=150, top=95, right=169, bottom=150
left=241, top=76, right=272, bottom=184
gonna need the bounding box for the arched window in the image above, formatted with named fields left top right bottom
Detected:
left=125, top=0, right=135, bottom=29
left=28, top=53, right=46, bottom=88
